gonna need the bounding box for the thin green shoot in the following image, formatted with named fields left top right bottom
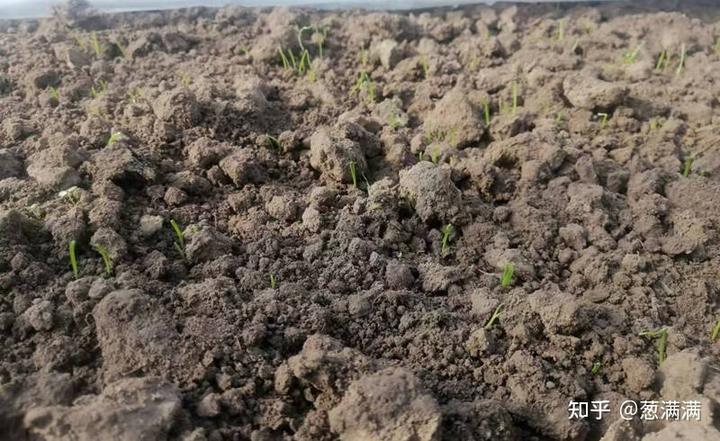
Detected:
left=440, top=224, right=454, bottom=254
left=556, top=19, right=565, bottom=42
left=69, top=240, right=79, bottom=279
left=511, top=81, right=519, bottom=114
left=115, top=41, right=128, bottom=59
left=676, top=43, right=686, bottom=77
left=128, top=88, right=142, bottom=104
left=93, top=244, right=113, bottom=276
left=649, top=118, right=660, bottom=130
left=265, top=134, right=280, bottom=149
left=639, top=328, right=668, bottom=364
left=597, top=112, right=609, bottom=129
left=420, top=57, right=430, bottom=79
left=170, top=219, right=186, bottom=260
left=591, top=362, right=602, bottom=375
left=278, top=47, right=312, bottom=76
left=655, top=50, right=668, bottom=71
left=48, top=86, right=60, bottom=101
left=359, top=48, right=368, bottom=67
left=484, top=303, right=504, bottom=330
left=622, top=42, right=645, bottom=65
left=107, top=131, right=122, bottom=146
left=178, top=71, right=192, bottom=88
left=483, top=100, right=491, bottom=125
left=711, top=320, right=720, bottom=342
left=270, top=273, right=277, bottom=289
left=571, top=38, right=580, bottom=53
left=715, top=38, right=720, bottom=56
left=430, top=146, right=441, bottom=164
left=351, top=71, right=376, bottom=104
left=388, top=112, right=401, bottom=130
left=90, top=32, right=102, bottom=58
left=349, top=161, right=358, bottom=188
left=682, top=155, right=694, bottom=177
left=91, top=79, right=107, bottom=98
left=500, top=263, right=515, bottom=288
left=279, top=47, right=290, bottom=70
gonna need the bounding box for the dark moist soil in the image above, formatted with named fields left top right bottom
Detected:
left=1, top=1, right=720, bottom=440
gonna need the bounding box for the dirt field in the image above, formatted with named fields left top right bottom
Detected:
left=1, top=0, right=719, bottom=440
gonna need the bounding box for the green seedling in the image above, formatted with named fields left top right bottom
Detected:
left=349, top=161, right=358, bottom=188
left=591, top=362, right=602, bottom=375
left=571, top=38, right=580, bottom=53
left=715, top=38, right=720, bottom=56
left=640, top=328, right=668, bottom=364
left=48, top=86, right=60, bottom=101
left=90, top=32, right=102, bottom=58
left=483, top=100, right=491, bottom=125
left=298, top=25, right=328, bottom=58
left=27, top=203, right=44, bottom=220
left=69, top=240, right=79, bottom=278
left=91, top=79, right=107, bottom=98
left=351, top=70, right=376, bottom=104
left=270, top=273, right=277, bottom=289
left=682, top=155, right=694, bottom=177
left=555, top=19, right=565, bottom=42
left=128, top=88, right=144, bottom=104
left=107, top=131, right=122, bottom=146
left=388, top=112, right=401, bottom=130
left=676, top=43, right=686, bottom=76
left=278, top=47, right=312, bottom=76
left=178, top=71, right=192, bottom=88
left=115, top=41, right=129, bottom=59
left=622, top=42, right=644, bottom=65
left=655, top=50, right=668, bottom=71
left=420, top=57, right=430, bottom=79
left=484, top=303, right=504, bottom=330
left=597, top=112, right=609, bottom=129
left=429, top=146, right=441, bottom=164
left=500, top=263, right=515, bottom=288
left=265, top=134, right=280, bottom=149
left=649, top=118, right=660, bottom=130
left=59, top=186, right=81, bottom=205
left=359, top=48, right=369, bottom=67
left=93, top=244, right=113, bottom=276
left=170, top=219, right=186, bottom=260
left=711, top=319, right=720, bottom=342
left=440, top=224, right=454, bottom=254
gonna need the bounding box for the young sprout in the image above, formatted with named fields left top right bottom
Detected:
left=676, top=43, right=686, bottom=77
left=179, top=71, right=192, bottom=88
left=622, top=42, right=644, bottom=65
left=91, top=79, right=107, bottom=98
left=107, top=131, right=122, bottom=146
left=388, top=112, right=401, bottom=130
left=420, top=57, right=430, bottom=79
left=429, top=146, right=441, bottom=164
left=597, top=112, right=609, bottom=129
left=649, top=118, right=660, bottom=130
left=711, top=319, right=720, bottom=342
left=484, top=303, right=504, bottom=330
left=264, top=134, right=280, bottom=149
left=48, top=86, right=60, bottom=101
left=682, top=155, right=694, bottom=177
left=351, top=71, right=376, bottom=104
left=511, top=81, right=519, bottom=114
left=500, top=263, right=515, bottom=288
left=69, top=240, right=79, bottom=279
left=93, top=244, right=113, bottom=276
left=571, top=38, right=580, bottom=53
left=640, top=328, right=668, bottom=364
left=115, top=41, right=129, bottom=59
left=170, top=219, right=186, bottom=260
left=440, top=224, right=454, bottom=254
left=715, top=38, right=720, bottom=56
left=59, top=186, right=81, bottom=205
left=270, top=273, right=277, bottom=289
left=655, top=50, right=668, bottom=71
left=591, top=362, right=602, bottom=375
left=359, top=47, right=369, bottom=67
left=555, top=19, right=565, bottom=42
left=483, top=100, right=491, bottom=125
left=349, top=161, right=358, bottom=188
left=90, top=32, right=102, bottom=58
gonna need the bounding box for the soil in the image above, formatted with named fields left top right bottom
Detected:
left=1, top=1, right=720, bottom=440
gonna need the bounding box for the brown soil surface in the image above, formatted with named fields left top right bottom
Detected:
left=1, top=1, right=720, bottom=440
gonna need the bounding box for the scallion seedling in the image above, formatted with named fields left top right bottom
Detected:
left=270, top=274, right=277, bottom=289
left=597, top=112, right=609, bottom=129
left=500, top=263, right=515, bottom=288
left=484, top=303, right=504, bottom=329
left=676, top=43, right=686, bottom=77
left=483, top=100, right=491, bottom=125
left=591, top=362, right=602, bottom=375
left=69, top=240, right=79, bottom=278
left=348, top=161, right=358, bottom=188
left=93, top=244, right=113, bottom=276
left=440, top=224, right=454, bottom=254
left=170, top=219, right=186, bottom=260
left=682, top=155, right=694, bottom=177
left=711, top=320, right=720, bottom=342
left=640, top=328, right=668, bottom=364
